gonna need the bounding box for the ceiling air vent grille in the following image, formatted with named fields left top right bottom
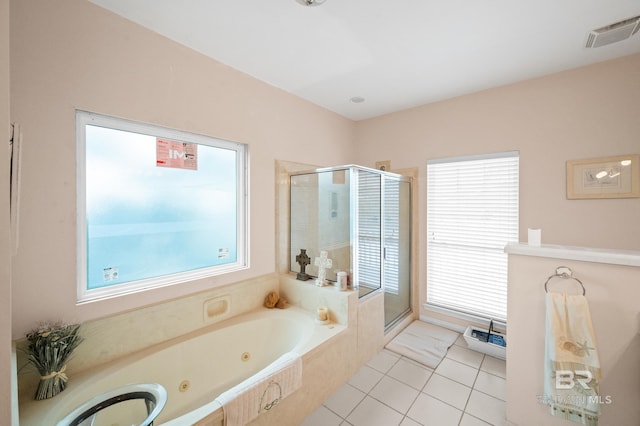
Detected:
left=586, top=15, right=640, bottom=48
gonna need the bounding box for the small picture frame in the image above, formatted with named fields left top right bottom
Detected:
left=566, top=154, right=640, bottom=199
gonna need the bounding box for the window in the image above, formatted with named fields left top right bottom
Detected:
left=76, top=111, right=248, bottom=303
left=426, top=151, right=519, bottom=322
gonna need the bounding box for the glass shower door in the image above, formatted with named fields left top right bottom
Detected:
left=383, top=177, right=411, bottom=329
left=289, top=165, right=411, bottom=329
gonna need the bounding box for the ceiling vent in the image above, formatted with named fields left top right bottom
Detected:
left=586, top=15, right=640, bottom=48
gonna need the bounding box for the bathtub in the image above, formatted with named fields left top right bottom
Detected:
left=19, top=305, right=345, bottom=425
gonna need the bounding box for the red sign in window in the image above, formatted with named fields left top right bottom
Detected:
left=156, top=138, right=198, bottom=170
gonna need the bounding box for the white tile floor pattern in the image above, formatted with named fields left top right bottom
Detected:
left=302, top=334, right=507, bottom=426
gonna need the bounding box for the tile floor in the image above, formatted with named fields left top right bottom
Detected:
left=302, top=334, right=507, bottom=426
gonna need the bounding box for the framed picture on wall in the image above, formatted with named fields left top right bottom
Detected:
left=566, top=154, right=640, bottom=199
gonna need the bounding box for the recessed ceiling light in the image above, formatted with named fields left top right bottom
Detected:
left=350, top=96, right=365, bottom=104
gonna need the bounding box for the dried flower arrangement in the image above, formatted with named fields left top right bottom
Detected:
left=25, top=321, right=83, bottom=400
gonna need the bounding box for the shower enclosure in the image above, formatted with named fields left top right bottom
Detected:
left=290, top=165, right=411, bottom=329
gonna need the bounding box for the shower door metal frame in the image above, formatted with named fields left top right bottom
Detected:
left=289, top=165, right=412, bottom=322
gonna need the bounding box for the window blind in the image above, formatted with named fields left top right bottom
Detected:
left=426, top=152, right=519, bottom=322
left=357, top=171, right=381, bottom=289
left=383, top=179, right=400, bottom=295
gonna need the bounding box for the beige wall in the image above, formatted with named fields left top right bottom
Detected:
left=9, top=0, right=355, bottom=338
left=354, top=54, right=640, bottom=320
left=8, top=0, right=640, bottom=420
left=1, top=0, right=14, bottom=423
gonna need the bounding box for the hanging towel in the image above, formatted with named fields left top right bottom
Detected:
left=215, top=351, right=302, bottom=426
left=544, top=292, right=601, bottom=425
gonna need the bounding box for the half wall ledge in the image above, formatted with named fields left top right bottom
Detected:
left=504, top=243, right=640, bottom=267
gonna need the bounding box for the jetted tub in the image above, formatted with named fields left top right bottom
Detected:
left=19, top=306, right=345, bottom=425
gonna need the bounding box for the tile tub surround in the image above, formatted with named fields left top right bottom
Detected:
left=20, top=306, right=347, bottom=426
left=16, top=273, right=279, bottom=402
left=279, top=274, right=356, bottom=326
left=16, top=271, right=390, bottom=425
left=244, top=287, right=387, bottom=425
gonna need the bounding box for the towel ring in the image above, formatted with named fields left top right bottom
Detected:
left=544, top=266, right=585, bottom=295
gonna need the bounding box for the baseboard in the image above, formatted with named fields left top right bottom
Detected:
left=422, top=303, right=507, bottom=333
left=419, top=314, right=467, bottom=334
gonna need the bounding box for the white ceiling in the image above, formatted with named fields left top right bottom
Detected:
left=88, top=0, right=640, bottom=121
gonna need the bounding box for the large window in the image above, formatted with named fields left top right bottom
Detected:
left=76, top=111, right=248, bottom=303
left=426, top=151, right=519, bottom=322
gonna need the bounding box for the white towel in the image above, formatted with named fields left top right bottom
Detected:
left=215, top=352, right=302, bottom=426
left=544, top=293, right=601, bottom=425
left=385, top=320, right=459, bottom=368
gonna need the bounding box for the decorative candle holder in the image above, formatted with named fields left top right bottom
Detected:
left=316, top=306, right=330, bottom=324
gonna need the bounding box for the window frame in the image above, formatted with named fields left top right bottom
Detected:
left=76, top=110, right=248, bottom=303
